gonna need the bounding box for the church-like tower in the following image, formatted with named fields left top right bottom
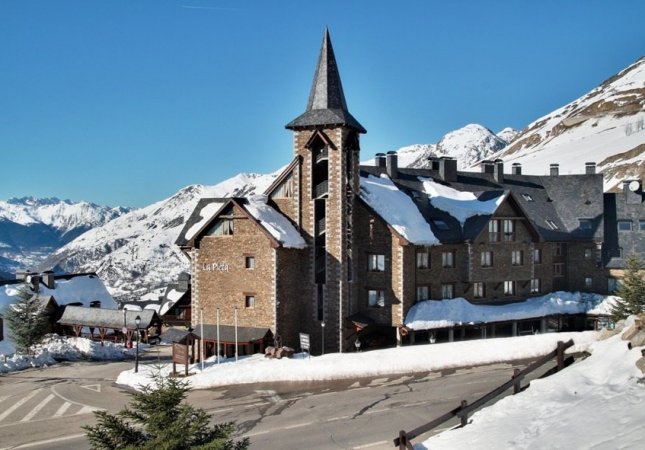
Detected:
left=286, top=29, right=366, bottom=352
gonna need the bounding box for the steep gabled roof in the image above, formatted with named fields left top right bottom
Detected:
left=286, top=28, right=366, bottom=133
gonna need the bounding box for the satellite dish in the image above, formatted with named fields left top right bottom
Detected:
left=629, top=180, right=640, bottom=192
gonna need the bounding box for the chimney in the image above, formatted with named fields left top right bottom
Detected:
left=427, top=156, right=440, bottom=171
left=550, top=163, right=559, bottom=176
left=439, top=157, right=457, bottom=182
left=386, top=151, right=398, bottom=178
left=623, top=179, right=642, bottom=205
left=481, top=160, right=495, bottom=174
left=41, top=271, right=55, bottom=289
left=585, top=162, right=596, bottom=175
left=375, top=153, right=386, bottom=168
left=493, top=159, right=504, bottom=183
left=511, top=163, right=522, bottom=175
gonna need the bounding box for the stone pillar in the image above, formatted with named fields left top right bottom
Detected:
left=512, top=321, right=518, bottom=336
left=448, top=328, right=454, bottom=342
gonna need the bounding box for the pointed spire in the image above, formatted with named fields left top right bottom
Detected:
left=286, top=28, right=366, bottom=133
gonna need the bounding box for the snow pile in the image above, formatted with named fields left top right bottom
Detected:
left=0, top=334, right=138, bottom=374
left=359, top=174, right=438, bottom=245
left=419, top=177, right=505, bottom=225
left=243, top=195, right=307, bottom=248
left=418, top=318, right=645, bottom=450
left=116, top=331, right=597, bottom=390
left=405, top=292, right=616, bottom=330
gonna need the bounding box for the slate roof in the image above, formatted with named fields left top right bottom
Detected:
left=57, top=306, right=160, bottom=330
left=286, top=28, right=366, bottom=133
left=175, top=198, right=228, bottom=248
left=360, top=163, right=604, bottom=245
left=603, top=187, right=645, bottom=268
left=196, top=324, right=272, bottom=343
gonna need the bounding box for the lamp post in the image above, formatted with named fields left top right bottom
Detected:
left=321, top=321, right=326, bottom=355
left=134, top=315, right=141, bottom=373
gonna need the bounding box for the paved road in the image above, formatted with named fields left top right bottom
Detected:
left=0, top=352, right=546, bottom=450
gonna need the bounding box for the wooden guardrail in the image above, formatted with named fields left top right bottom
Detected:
left=394, top=339, right=575, bottom=449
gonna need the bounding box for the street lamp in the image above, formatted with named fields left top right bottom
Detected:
left=134, top=315, right=141, bottom=373
left=321, top=321, right=326, bottom=355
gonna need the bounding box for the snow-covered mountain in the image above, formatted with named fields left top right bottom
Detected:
left=39, top=173, right=277, bottom=300
left=364, top=124, right=517, bottom=170
left=0, top=198, right=130, bottom=280
left=489, top=56, right=645, bottom=190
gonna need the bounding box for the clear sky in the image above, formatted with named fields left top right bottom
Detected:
left=2, top=0, right=644, bottom=208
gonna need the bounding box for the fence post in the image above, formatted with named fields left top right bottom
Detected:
left=460, top=400, right=468, bottom=427
left=557, top=341, right=565, bottom=371
left=513, top=368, right=521, bottom=394
left=398, top=430, right=408, bottom=450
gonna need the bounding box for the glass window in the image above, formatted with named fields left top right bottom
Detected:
left=245, top=256, right=255, bottom=269
left=555, top=243, right=565, bottom=256
left=579, top=219, right=592, bottom=230
left=618, top=220, right=632, bottom=231
left=473, top=282, right=485, bottom=298
left=489, top=220, right=500, bottom=242
left=416, top=285, right=429, bottom=302
left=503, top=280, right=516, bottom=295
left=640, top=220, right=645, bottom=231
left=368, top=254, right=385, bottom=272
left=584, top=277, right=593, bottom=289
left=441, top=283, right=454, bottom=299
left=433, top=220, right=450, bottom=230
left=533, top=248, right=542, bottom=264
left=554, top=263, right=564, bottom=278
left=584, top=248, right=593, bottom=260
left=210, top=218, right=234, bottom=236
left=481, top=251, right=493, bottom=267
left=512, top=250, right=523, bottom=266
left=442, top=251, right=455, bottom=268
left=530, top=278, right=540, bottom=294
left=607, top=277, right=618, bottom=293
left=503, top=219, right=515, bottom=242
left=245, top=295, right=255, bottom=309
left=416, top=250, right=430, bottom=269
left=368, top=290, right=385, bottom=308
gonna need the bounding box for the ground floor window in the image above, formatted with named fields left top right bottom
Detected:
left=416, top=285, right=429, bottom=302
left=584, top=277, right=593, bottom=289
left=441, top=283, right=454, bottom=299
left=503, top=280, right=516, bottom=295
left=530, top=278, right=541, bottom=294
left=368, top=289, right=385, bottom=308
left=554, top=263, right=564, bottom=278
left=473, top=282, right=485, bottom=298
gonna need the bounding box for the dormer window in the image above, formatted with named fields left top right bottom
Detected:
left=618, top=220, right=632, bottom=231
left=579, top=219, right=592, bottom=230
left=522, top=193, right=534, bottom=202
left=209, top=218, right=234, bottom=236
left=433, top=219, right=449, bottom=230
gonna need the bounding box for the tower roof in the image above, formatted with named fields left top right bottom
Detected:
left=286, top=29, right=366, bottom=133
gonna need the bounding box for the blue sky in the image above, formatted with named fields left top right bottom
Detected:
left=2, top=0, right=644, bottom=208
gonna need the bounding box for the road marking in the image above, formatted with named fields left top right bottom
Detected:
left=53, top=402, right=72, bottom=417
left=7, top=432, right=86, bottom=449
left=0, top=395, right=10, bottom=404
left=283, top=421, right=313, bottom=430
left=76, top=405, right=102, bottom=415
left=352, top=441, right=389, bottom=449
left=20, top=394, right=55, bottom=422
left=81, top=384, right=102, bottom=393
left=0, top=389, right=41, bottom=422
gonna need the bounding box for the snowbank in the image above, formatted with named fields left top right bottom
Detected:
left=116, top=331, right=597, bottom=391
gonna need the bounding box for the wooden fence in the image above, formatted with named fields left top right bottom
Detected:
left=394, top=339, right=575, bottom=449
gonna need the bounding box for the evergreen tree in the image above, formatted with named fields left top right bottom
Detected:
left=611, top=253, right=645, bottom=321
left=83, top=373, right=250, bottom=450
left=3, top=286, right=52, bottom=354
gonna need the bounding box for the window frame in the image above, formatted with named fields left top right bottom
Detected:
left=244, top=294, right=255, bottom=309
left=530, top=278, right=540, bottom=294
left=416, top=249, right=430, bottom=269
left=367, top=254, right=386, bottom=272
left=368, top=289, right=385, bottom=308
left=503, top=280, right=516, bottom=296
left=554, top=262, right=564, bottom=278
left=416, top=285, right=430, bottom=302
left=488, top=219, right=500, bottom=242
left=245, top=255, right=256, bottom=269
left=473, top=282, right=485, bottom=299
left=511, top=250, right=523, bottom=266
left=533, top=248, right=542, bottom=264
left=441, top=283, right=455, bottom=299
left=584, top=277, right=593, bottom=289
left=502, top=219, right=515, bottom=242
left=618, top=220, right=632, bottom=231
left=442, top=250, right=456, bottom=268
left=481, top=251, right=493, bottom=268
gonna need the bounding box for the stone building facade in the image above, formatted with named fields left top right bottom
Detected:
left=177, top=30, right=635, bottom=354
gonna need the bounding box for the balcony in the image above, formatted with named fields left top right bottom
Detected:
left=314, top=180, right=329, bottom=199
left=316, top=217, right=326, bottom=236
left=315, top=147, right=329, bottom=164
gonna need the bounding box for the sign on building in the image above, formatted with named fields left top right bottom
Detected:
left=299, top=332, right=310, bottom=353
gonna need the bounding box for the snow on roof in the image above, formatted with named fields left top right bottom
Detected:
left=243, top=195, right=307, bottom=249
left=166, top=288, right=184, bottom=302
left=359, top=174, right=439, bottom=245
left=184, top=201, right=225, bottom=241
left=419, top=177, right=505, bottom=225
left=405, top=292, right=615, bottom=330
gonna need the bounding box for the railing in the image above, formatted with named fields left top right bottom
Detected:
left=394, top=339, right=575, bottom=449
left=314, top=180, right=329, bottom=198
left=315, top=147, right=329, bottom=164
left=316, top=217, right=326, bottom=235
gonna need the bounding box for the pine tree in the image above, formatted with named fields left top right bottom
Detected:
left=3, top=286, right=52, bottom=354
left=611, top=253, right=645, bottom=321
left=83, top=373, right=250, bottom=450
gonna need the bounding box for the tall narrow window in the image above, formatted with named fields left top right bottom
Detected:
left=533, top=248, right=542, bottom=264
left=489, top=220, right=500, bottom=242
left=481, top=251, right=493, bottom=267
left=211, top=218, right=234, bottom=236
left=473, top=282, right=485, bottom=299
left=511, top=250, right=523, bottom=266
left=584, top=248, right=593, bottom=260
left=584, top=277, right=593, bottom=289
left=245, top=256, right=255, bottom=269
left=245, top=295, right=255, bottom=309
left=368, top=254, right=385, bottom=272
left=368, top=289, right=385, bottom=308
left=442, top=251, right=455, bottom=268
left=530, top=278, right=540, bottom=294
left=555, top=243, right=565, bottom=257
left=503, top=280, right=516, bottom=295
left=554, top=263, right=564, bottom=278
left=441, top=283, right=455, bottom=299
left=416, top=249, right=430, bottom=269
left=503, top=219, right=515, bottom=242
left=416, top=285, right=429, bottom=302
